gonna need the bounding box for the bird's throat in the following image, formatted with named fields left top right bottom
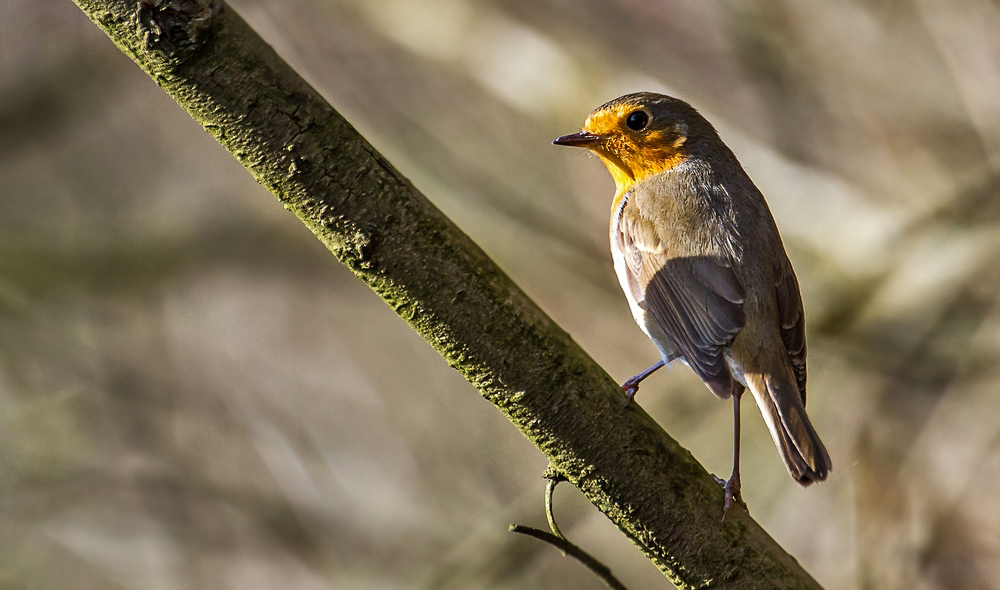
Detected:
left=599, top=150, right=687, bottom=209
left=597, top=152, right=636, bottom=205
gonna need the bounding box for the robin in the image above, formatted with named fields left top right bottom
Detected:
left=554, top=92, right=831, bottom=518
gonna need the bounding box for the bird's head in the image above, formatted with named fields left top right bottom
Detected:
left=554, top=92, right=716, bottom=197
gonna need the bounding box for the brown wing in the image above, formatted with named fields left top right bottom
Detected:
left=617, top=197, right=746, bottom=399
left=775, top=260, right=807, bottom=403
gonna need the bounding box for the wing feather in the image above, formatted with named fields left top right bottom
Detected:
left=775, top=261, right=807, bottom=402
left=616, top=194, right=746, bottom=399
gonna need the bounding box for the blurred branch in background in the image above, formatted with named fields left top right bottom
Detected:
left=4, top=0, right=1000, bottom=589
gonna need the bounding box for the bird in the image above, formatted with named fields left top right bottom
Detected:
left=553, top=92, right=831, bottom=519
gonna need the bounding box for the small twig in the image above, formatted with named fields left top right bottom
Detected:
left=544, top=475, right=566, bottom=541
left=529, top=470, right=629, bottom=588
left=509, top=524, right=629, bottom=590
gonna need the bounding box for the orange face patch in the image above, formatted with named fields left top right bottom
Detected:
left=581, top=103, right=688, bottom=203
left=582, top=103, right=636, bottom=137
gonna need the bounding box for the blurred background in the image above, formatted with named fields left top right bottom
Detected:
left=3, top=0, right=1000, bottom=588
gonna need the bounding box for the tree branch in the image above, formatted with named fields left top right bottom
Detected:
left=69, top=0, right=823, bottom=587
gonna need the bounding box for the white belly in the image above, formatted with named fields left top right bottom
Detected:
left=609, top=232, right=649, bottom=332
left=610, top=203, right=679, bottom=364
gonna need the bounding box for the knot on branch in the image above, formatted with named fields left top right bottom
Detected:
left=138, top=0, right=222, bottom=63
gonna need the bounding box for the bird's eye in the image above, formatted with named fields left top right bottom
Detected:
left=625, top=110, right=649, bottom=131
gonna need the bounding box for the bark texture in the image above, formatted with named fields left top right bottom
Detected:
left=70, top=1, right=823, bottom=587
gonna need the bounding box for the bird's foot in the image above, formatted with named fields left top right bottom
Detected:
left=622, top=380, right=646, bottom=407
left=619, top=360, right=666, bottom=407
left=620, top=381, right=640, bottom=407
left=722, top=475, right=744, bottom=522
left=711, top=473, right=744, bottom=520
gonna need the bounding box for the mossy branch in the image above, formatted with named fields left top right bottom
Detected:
left=69, top=1, right=823, bottom=588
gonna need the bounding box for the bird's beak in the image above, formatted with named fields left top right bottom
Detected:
left=552, top=131, right=603, bottom=148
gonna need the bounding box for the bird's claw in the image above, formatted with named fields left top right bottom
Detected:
left=711, top=473, right=744, bottom=521
left=722, top=477, right=744, bottom=522
left=621, top=384, right=639, bottom=407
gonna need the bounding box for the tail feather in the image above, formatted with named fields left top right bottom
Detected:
left=747, top=372, right=831, bottom=485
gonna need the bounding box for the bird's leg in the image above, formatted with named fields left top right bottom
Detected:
left=722, top=386, right=746, bottom=521
left=621, top=360, right=665, bottom=405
